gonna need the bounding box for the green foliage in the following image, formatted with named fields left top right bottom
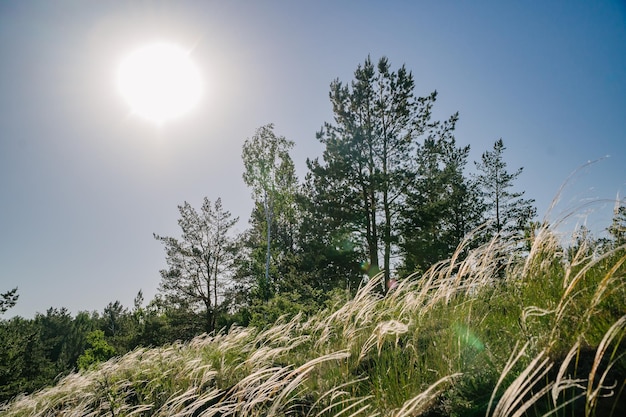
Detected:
left=242, top=124, right=297, bottom=300
left=77, top=330, right=116, bottom=370
left=0, top=317, right=52, bottom=403
left=309, top=55, right=444, bottom=287
left=2, top=223, right=626, bottom=415
left=605, top=203, right=626, bottom=249
left=474, top=138, right=536, bottom=240
left=0, top=288, right=19, bottom=315
left=0, top=295, right=189, bottom=403
left=154, top=197, right=239, bottom=333
left=400, top=118, right=484, bottom=273
left=34, top=307, right=94, bottom=375
left=245, top=291, right=319, bottom=329
left=293, top=187, right=365, bottom=293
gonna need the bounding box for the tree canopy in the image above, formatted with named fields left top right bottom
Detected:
left=242, top=124, right=297, bottom=300
left=154, top=197, right=238, bottom=333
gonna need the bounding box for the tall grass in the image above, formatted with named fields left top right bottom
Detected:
left=2, top=223, right=624, bottom=416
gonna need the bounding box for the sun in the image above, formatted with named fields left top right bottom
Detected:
left=117, top=42, right=203, bottom=124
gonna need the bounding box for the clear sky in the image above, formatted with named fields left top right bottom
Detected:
left=1, top=1, right=624, bottom=319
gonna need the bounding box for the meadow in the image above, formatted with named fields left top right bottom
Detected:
left=2, top=221, right=624, bottom=417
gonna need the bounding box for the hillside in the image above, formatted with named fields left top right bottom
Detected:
left=2, top=225, right=625, bottom=417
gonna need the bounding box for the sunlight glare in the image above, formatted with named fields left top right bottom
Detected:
left=117, top=42, right=202, bottom=124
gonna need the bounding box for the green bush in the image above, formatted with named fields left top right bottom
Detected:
left=77, top=330, right=116, bottom=370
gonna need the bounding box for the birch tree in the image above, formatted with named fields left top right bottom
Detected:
left=242, top=124, right=296, bottom=300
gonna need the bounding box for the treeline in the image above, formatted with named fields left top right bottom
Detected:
left=0, top=292, right=238, bottom=403
left=2, top=56, right=623, bottom=403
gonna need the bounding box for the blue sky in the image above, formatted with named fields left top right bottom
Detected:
left=1, top=1, right=624, bottom=318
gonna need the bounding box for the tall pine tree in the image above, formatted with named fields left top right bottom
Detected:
left=474, top=139, right=536, bottom=241
left=308, top=56, right=438, bottom=289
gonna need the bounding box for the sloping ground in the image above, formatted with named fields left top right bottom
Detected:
left=2, top=227, right=625, bottom=417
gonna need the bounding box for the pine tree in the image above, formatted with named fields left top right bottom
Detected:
left=400, top=115, right=483, bottom=273
left=607, top=203, right=626, bottom=248
left=0, top=287, right=18, bottom=315
left=154, top=197, right=238, bottom=333
left=474, top=139, right=536, bottom=240
left=308, top=56, right=438, bottom=289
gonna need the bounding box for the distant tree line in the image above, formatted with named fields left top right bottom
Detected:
left=3, top=56, right=623, bottom=404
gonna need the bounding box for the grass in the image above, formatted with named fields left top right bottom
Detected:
left=1, top=222, right=625, bottom=416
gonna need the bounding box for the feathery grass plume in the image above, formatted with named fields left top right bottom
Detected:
left=487, top=344, right=554, bottom=417
left=550, top=341, right=588, bottom=412
left=315, top=395, right=377, bottom=417
left=549, top=246, right=626, bottom=347
left=392, top=373, right=462, bottom=417
left=586, top=314, right=626, bottom=416
left=168, top=388, right=223, bottom=417
left=265, top=350, right=351, bottom=416
left=410, top=233, right=511, bottom=317
left=582, top=249, right=626, bottom=322
left=313, top=273, right=383, bottom=352
left=358, top=320, right=409, bottom=361
left=302, top=377, right=365, bottom=416
left=486, top=342, right=528, bottom=416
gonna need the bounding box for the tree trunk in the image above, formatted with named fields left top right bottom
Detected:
left=369, top=187, right=379, bottom=275
left=264, top=190, right=272, bottom=300
left=382, top=114, right=391, bottom=290
left=212, top=258, right=219, bottom=332
left=366, top=121, right=379, bottom=277
left=205, top=300, right=214, bottom=333
left=383, top=192, right=391, bottom=290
